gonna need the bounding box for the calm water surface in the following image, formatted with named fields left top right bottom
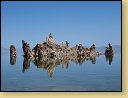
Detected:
left=1, top=48, right=121, bottom=91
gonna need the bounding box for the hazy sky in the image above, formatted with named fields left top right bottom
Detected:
left=1, top=1, right=121, bottom=49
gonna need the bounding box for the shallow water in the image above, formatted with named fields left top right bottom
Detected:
left=1, top=48, right=121, bottom=91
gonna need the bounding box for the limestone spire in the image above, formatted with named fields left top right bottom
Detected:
left=48, top=32, right=55, bottom=44
left=49, top=33, right=53, bottom=38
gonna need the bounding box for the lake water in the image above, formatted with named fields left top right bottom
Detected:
left=1, top=48, right=121, bottom=91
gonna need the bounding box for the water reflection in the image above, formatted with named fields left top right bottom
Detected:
left=10, top=56, right=17, bottom=65
left=105, top=55, right=114, bottom=65
left=90, top=56, right=96, bottom=64
left=22, top=58, right=31, bottom=72
left=10, top=55, right=114, bottom=77
left=32, top=57, right=67, bottom=77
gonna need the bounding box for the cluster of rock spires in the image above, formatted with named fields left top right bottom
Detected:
left=9, top=33, right=114, bottom=77
left=21, top=33, right=107, bottom=59
left=10, top=33, right=114, bottom=59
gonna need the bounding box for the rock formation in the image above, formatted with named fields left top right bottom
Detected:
left=10, top=45, right=17, bottom=57
left=8, top=33, right=115, bottom=76
left=8, top=32, right=115, bottom=76
left=20, top=33, right=114, bottom=64
left=10, top=45, right=17, bottom=65
left=105, top=43, right=114, bottom=55
left=22, top=40, right=33, bottom=58
left=21, top=33, right=102, bottom=60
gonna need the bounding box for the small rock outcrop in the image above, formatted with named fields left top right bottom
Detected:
left=105, top=43, right=114, bottom=55
left=22, top=40, right=33, bottom=58
left=10, top=45, right=17, bottom=57
left=10, top=45, right=17, bottom=65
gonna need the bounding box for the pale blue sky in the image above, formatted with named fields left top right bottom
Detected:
left=1, top=1, right=121, bottom=49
